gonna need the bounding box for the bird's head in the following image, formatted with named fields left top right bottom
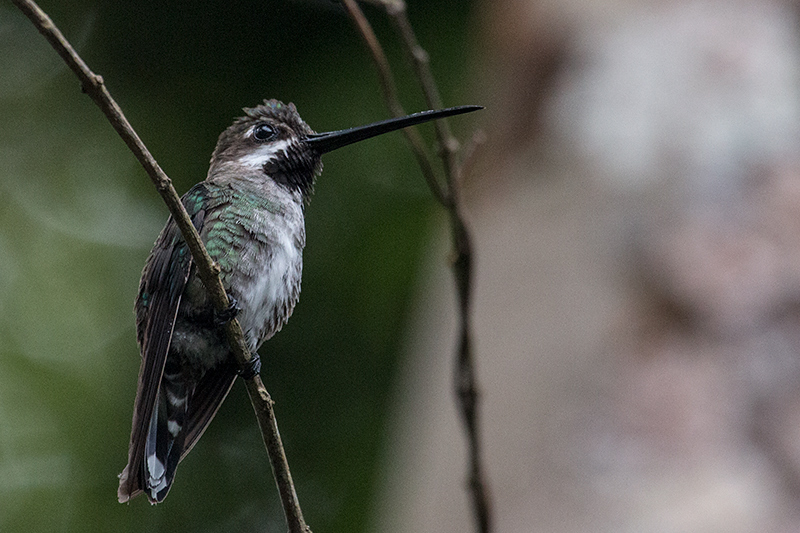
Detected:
left=209, top=99, right=482, bottom=198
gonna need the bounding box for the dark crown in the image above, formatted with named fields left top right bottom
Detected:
left=239, top=100, right=314, bottom=135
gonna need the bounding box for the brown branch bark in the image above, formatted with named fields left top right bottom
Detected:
left=11, top=2, right=309, bottom=532
left=343, top=2, right=492, bottom=533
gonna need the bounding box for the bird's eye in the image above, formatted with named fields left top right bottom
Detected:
left=253, top=124, right=277, bottom=142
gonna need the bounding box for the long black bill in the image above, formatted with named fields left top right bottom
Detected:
left=304, top=105, right=483, bottom=154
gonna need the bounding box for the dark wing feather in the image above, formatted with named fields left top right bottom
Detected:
left=118, top=184, right=210, bottom=503
left=180, top=362, right=238, bottom=460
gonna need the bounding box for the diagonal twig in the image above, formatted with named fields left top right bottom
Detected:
left=341, top=0, right=448, bottom=205
left=11, top=2, right=309, bottom=532
left=342, top=2, right=492, bottom=533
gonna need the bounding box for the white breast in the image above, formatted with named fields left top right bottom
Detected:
left=232, top=198, right=305, bottom=351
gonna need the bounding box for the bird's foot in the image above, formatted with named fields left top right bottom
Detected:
left=238, top=353, right=261, bottom=380
left=214, top=296, right=240, bottom=325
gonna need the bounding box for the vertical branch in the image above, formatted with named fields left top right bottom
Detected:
left=342, top=2, right=491, bottom=533
left=12, top=2, right=309, bottom=532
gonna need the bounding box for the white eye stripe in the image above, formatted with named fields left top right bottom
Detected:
left=237, top=139, right=292, bottom=169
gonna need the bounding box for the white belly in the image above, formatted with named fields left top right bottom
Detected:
left=230, top=205, right=305, bottom=352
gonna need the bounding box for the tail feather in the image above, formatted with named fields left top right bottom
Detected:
left=143, top=359, right=190, bottom=503
left=118, top=360, right=237, bottom=504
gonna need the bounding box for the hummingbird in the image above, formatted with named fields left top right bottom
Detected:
left=117, top=99, right=481, bottom=503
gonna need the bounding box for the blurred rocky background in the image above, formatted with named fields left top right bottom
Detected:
left=4, top=0, right=800, bottom=532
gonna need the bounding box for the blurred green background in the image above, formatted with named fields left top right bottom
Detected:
left=0, top=1, right=477, bottom=531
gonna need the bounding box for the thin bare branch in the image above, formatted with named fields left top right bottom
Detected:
left=12, top=2, right=309, bottom=531
left=459, top=130, right=488, bottom=187
left=340, top=0, right=448, bottom=205
left=344, top=2, right=492, bottom=533
left=380, top=0, right=462, bottom=195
